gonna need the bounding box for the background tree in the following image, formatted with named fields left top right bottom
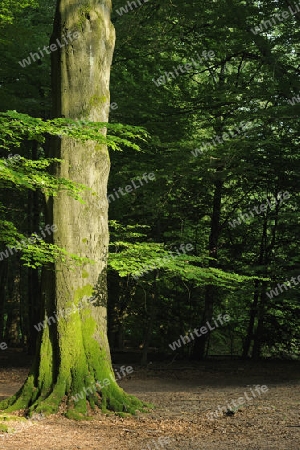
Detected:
left=107, top=0, right=300, bottom=360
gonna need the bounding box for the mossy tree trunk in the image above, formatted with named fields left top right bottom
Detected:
left=0, top=0, right=145, bottom=419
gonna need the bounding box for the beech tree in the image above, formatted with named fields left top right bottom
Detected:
left=0, top=0, right=144, bottom=418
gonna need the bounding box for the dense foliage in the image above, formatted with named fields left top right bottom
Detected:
left=0, top=0, right=299, bottom=360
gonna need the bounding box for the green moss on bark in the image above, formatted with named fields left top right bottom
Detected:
left=0, top=303, right=149, bottom=419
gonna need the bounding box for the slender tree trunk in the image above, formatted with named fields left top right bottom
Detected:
left=141, top=273, right=158, bottom=366
left=27, top=142, right=41, bottom=354
left=0, top=261, right=8, bottom=341
left=0, top=0, right=145, bottom=418
left=242, top=219, right=267, bottom=359
left=243, top=204, right=278, bottom=359
left=242, top=279, right=259, bottom=358
left=5, top=260, right=21, bottom=347
left=252, top=288, right=268, bottom=359
left=191, top=178, right=223, bottom=360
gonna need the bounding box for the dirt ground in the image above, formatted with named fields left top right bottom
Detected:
left=0, top=350, right=299, bottom=449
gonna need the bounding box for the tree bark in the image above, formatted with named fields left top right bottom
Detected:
left=191, top=178, right=223, bottom=360
left=0, top=0, right=145, bottom=418
left=26, top=142, right=41, bottom=355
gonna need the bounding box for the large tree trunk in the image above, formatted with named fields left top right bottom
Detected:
left=0, top=0, right=144, bottom=418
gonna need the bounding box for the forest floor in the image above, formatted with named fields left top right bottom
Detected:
left=0, top=350, right=299, bottom=449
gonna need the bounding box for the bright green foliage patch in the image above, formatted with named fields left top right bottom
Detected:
left=0, top=0, right=38, bottom=26
left=108, top=222, right=263, bottom=287
left=0, top=111, right=147, bottom=268
left=0, top=111, right=148, bottom=152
